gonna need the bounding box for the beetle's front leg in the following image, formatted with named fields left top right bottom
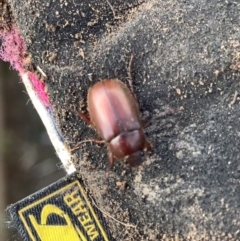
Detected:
left=71, top=139, right=105, bottom=152
left=145, top=139, right=152, bottom=152
left=108, top=151, right=115, bottom=170
left=154, top=108, right=180, bottom=119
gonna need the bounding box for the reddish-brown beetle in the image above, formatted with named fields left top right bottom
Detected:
left=72, top=79, right=151, bottom=169
left=71, top=54, right=179, bottom=169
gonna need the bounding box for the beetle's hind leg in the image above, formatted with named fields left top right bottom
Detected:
left=78, top=112, right=92, bottom=125
left=73, top=102, right=92, bottom=125
left=126, top=54, right=137, bottom=99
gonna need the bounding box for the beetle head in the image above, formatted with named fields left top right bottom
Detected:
left=126, top=151, right=144, bottom=167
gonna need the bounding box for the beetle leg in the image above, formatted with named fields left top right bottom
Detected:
left=143, top=108, right=180, bottom=128
left=142, top=120, right=150, bottom=128
left=78, top=112, right=92, bottom=125
left=71, top=139, right=105, bottom=152
left=154, top=108, right=180, bottom=119
left=73, top=106, right=92, bottom=125
left=105, top=152, right=114, bottom=178
left=108, top=151, right=115, bottom=170
left=145, top=140, right=152, bottom=151
left=126, top=54, right=137, bottom=99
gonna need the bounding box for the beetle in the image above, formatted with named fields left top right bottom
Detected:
left=72, top=78, right=151, bottom=169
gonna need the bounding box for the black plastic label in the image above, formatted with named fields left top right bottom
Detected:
left=7, top=174, right=111, bottom=241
